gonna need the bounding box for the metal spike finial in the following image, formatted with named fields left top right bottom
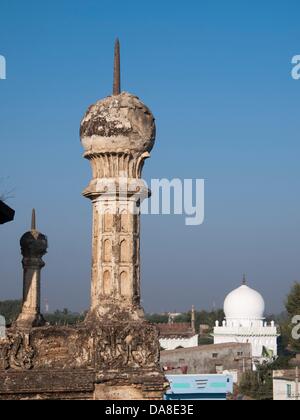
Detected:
left=242, top=274, right=247, bottom=286
left=31, top=209, right=36, bottom=231
left=113, top=38, right=121, bottom=95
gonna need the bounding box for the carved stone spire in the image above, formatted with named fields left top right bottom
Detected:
left=31, top=208, right=36, bottom=231
left=113, top=38, right=121, bottom=95
left=16, top=210, right=48, bottom=329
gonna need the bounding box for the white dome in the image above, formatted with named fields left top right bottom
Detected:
left=224, top=284, right=265, bottom=320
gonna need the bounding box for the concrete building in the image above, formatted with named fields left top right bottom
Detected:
left=273, top=369, right=300, bottom=401
left=161, top=342, right=252, bottom=380
left=158, top=306, right=199, bottom=350
left=213, top=277, right=278, bottom=366
left=159, top=324, right=199, bottom=351
left=165, top=374, right=233, bottom=400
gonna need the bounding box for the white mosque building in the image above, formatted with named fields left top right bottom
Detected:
left=214, top=279, right=279, bottom=366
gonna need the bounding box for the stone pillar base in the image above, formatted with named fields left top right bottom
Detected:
left=15, top=313, right=45, bottom=330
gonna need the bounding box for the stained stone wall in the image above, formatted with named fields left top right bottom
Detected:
left=0, top=321, right=166, bottom=400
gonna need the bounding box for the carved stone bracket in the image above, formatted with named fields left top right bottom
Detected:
left=92, top=322, right=160, bottom=371
left=0, top=332, right=35, bottom=371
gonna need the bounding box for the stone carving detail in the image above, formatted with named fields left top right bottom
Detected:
left=93, top=323, right=160, bottom=370
left=0, top=323, right=160, bottom=374
left=1, top=333, right=35, bottom=371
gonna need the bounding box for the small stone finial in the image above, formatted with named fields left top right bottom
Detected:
left=31, top=209, right=36, bottom=231
left=242, top=274, right=247, bottom=286
left=17, top=209, right=48, bottom=329
left=113, top=38, right=121, bottom=96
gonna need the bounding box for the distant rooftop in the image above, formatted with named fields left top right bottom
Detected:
left=158, top=323, right=195, bottom=339
left=161, top=342, right=251, bottom=355
left=273, top=369, right=299, bottom=381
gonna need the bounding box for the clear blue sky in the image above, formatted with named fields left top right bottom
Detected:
left=0, top=0, right=300, bottom=314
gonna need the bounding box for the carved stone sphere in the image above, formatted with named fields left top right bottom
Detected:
left=20, top=230, right=48, bottom=258
left=80, top=92, right=156, bottom=155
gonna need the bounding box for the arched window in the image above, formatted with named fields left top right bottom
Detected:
left=104, top=212, right=113, bottom=232
left=103, top=239, right=111, bottom=262
left=120, top=240, right=128, bottom=263
left=103, top=271, right=111, bottom=295
left=120, top=271, right=129, bottom=297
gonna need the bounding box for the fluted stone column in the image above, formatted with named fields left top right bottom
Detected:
left=16, top=210, right=47, bottom=329
left=83, top=160, right=150, bottom=320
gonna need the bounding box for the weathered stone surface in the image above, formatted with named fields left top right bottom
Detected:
left=0, top=321, right=160, bottom=370
left=0, top=320, right=165, bottom=400
left=0, top=370, right=95, bottom=399
left=16, top=212, right=48, bottom=329
left=80, top=92, right=156, bottom=155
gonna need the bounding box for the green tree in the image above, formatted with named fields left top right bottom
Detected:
left=0, top=300, right=21, bottom=324
left=286, top=283, right=300, bottom=315
left=44, top=310, right=85, bottom=326
left=285, top=282, right=300, bottom=352
left=146, top=314, right=169, bottom=324
left=146, top=309, right=225, bottom=335
left=239, top=366, right=273, bottom=400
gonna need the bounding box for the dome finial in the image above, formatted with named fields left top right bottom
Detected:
left=242, top=274, right=247, bottom=286
left=31, top=208, right=36, bottom=231
left=113, top=38, right=121, bottom=95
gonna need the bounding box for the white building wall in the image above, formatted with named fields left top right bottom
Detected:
left=213, top=324, right=278, bottom=359
left=273, top=379, right=299, bottom=401
left=160, top=335, right=198, bottom=351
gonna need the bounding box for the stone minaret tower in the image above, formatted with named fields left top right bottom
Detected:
left=80, top=40, right=155, bottom=321
left=16, top=210, right=48, bottom=329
